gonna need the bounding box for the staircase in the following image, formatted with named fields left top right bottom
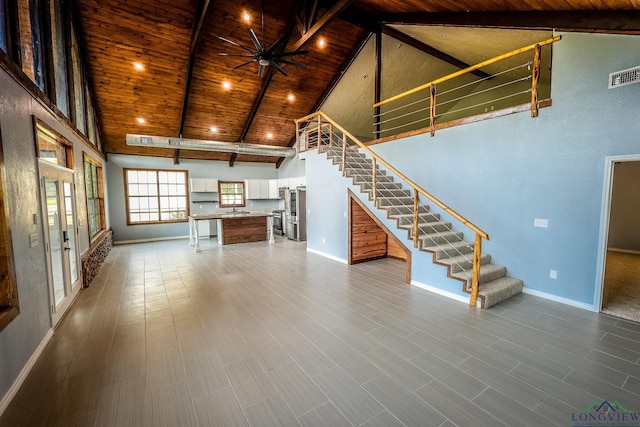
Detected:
left=322, top=146, right=523, bottom=309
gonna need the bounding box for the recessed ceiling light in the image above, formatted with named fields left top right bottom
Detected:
left=287, top=93, right=295, bottom=102
left=242, top=12, right=251, bottom=22
left=136, top=117, right=145, bottom=124
left=222, top=80, right=232, bottom=90
left=317, top=38, right=326, bottom=48
left=133, top=62, right=144, bottom=71
left=266, top=132, right=273, bottom=139
left=209, top=126, right=218, bottom=133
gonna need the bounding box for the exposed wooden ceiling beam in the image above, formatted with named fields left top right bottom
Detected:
left=178, top=0, right=215, bottom=138
left=382, top=26, right=491, bottom=80
left=230, top=2, right=300, bottom=167
left=291, top=0, right=355, bottom=51
left=380, top=10, right=640, bottom=35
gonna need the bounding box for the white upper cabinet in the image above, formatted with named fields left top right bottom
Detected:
left=245, top=179, right=281, bottom=199
left=190, top=178, right=218, bottom=192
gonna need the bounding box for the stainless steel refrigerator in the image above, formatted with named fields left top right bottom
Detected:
left=285, top=187, right=306, bottom=241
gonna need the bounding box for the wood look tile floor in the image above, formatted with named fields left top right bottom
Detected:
left=2, top=237, right=640, bottom=426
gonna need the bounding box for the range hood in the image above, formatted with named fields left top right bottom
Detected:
left=126, top=134, right=297, bottom=158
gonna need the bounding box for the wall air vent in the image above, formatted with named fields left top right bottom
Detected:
left=608, top=65, right=640, bottom=89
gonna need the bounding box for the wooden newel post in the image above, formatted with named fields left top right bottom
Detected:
left=430, top=83, right=437, bottom=137
left=342, top=133, right=347, bottom=176
left=531, top=44, right=541, bottom=118
left=372, top=158, right=377, bottom=205
left=413, top=191, right=419, bottom=248
left=470, top=233, right=482, bottom=307
left=295, top=120, right=300, bottom=153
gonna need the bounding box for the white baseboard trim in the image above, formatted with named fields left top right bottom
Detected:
left=522, top=287, right=596, bottom=311
left=114, top=235, right=190, bottom=245
left=410, top=280, right=472, bottom=306
left=0, top=328, right=54, bottom=416
left=306, top=248, right=348, bottom=264
left=608, top=248, right=640, bottom=255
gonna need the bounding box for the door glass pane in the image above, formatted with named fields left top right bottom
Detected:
left=45, top=178, right=65, bottom=305
left=63, top=182, right=77, bottom=284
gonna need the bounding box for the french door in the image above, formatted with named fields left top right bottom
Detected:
left=40, top=162, right=80, bottom=326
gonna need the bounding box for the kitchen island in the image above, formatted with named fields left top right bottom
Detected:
left=189, top=212, right=273, bottom=251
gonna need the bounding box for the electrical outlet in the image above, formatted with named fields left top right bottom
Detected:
left=344, top=211, right=347, bottom=217
left=550, top=270, right=557, bottom=279
left=534, top=218, right=548, bottom=228
left=322, top=237, right=325, bottom=244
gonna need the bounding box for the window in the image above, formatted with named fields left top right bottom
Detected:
left=35, top=119, right=72, bottom=167
left=70, top=23, right=85, bottom=135
left=0, top=128, right=19, bottom=331
left=218, top=181, right=245, bottom=208
left=125, top=169, right=189, bottom=224
left=49, top=0, right=68, bottom=116
left=29, top=0, right=46, bottom=91
left=84, top=154, right=104, bottom=238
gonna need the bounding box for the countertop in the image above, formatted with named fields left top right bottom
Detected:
left=189, top=211, right=273, bottom=220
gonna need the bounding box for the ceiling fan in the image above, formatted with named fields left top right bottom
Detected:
left=218, top=2, right=308, bottom=77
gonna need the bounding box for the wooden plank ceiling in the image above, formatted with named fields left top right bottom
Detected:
left=73, top=0, right=640, bottom=166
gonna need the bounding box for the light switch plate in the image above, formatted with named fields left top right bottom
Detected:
left=29, top=233, right=38, bottom=248
left=534, top=218, right=548, bottom=228
left=550, top=270, right=557, bottom=279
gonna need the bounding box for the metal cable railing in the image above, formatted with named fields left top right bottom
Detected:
left=373, top=36, right=561, bottom=140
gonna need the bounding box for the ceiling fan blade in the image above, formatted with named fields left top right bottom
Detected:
left=270, top=61, right=288, bottom=77
left=218, top=36, right=254, bottom=53
left=258, top=64, right=266, bottom=77
left=272, top=50, right=309, bottom=58
left=248, top=28, right=263, bottom=52
left=274, top=58, right=307, bottom=69
left=233, top=60, right=255, bottom=70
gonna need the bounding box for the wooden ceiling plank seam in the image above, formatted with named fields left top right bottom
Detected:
left=382, top=26, right=492, bottom=80
left=379, top=10, right=640, bottom=34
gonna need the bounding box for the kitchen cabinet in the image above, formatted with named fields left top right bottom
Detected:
left=246, top=179, right=279, bottom=199
left=190, top=178, right=218, bottom=192
left=268, top=179, right=279, bottom=199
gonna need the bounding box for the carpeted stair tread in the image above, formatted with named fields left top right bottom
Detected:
left=474, top=277, right=524, bottom=309
left=440, top=252, right=492, bottom=273
left=423, top=241, right=474, bottom=259
left=451, top=263, right=507, bottom=284
left=420, top=230, right=465, bottom=246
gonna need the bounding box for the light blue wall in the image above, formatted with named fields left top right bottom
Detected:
left=306, top=32, right=640, bottom=307
left=106, top=154, right=282, bottom=242
left=0, top=67, right=104, bottom=404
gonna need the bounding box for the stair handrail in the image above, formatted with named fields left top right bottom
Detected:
left=296, top=111, right=488, bottom=307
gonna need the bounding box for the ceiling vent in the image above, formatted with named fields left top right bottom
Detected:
left=608, top=65, right=640, bottom=89
left=126, top=134, right=297, bottom=158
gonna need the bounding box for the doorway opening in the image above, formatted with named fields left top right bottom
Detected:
left=597, top=156, right=640, bottom=322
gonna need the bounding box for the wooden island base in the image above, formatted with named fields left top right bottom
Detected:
left=219, top=216, right=268, bottom=245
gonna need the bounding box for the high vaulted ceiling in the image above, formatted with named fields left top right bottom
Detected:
left=73, top=0, right=640, bottom=167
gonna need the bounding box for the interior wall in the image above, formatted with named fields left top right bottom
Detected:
left=608, top=161, right=640, bottom=252
left=369, top=32, right=640, bottom=306
left=106, top=154, right=281, bottom=242
left=0, top=67, right=102, bottom=405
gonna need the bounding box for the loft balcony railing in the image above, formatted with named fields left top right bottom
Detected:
left=372, top=36, right=561, bottom=142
